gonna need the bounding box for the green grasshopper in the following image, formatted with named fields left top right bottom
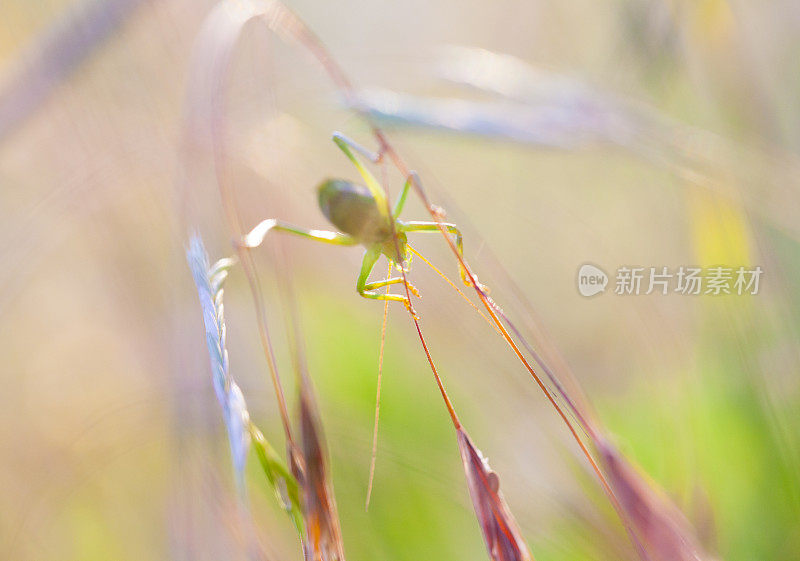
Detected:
left=241, top=132, right=469, bottom=308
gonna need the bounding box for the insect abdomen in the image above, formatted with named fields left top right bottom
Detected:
left=317, top=179, right=390, bottom=243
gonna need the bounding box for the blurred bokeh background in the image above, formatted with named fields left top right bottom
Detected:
left=2, top=0, right=800, bottom=560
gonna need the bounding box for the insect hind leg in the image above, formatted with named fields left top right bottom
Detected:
left=332, top=131, right=384, bottom=163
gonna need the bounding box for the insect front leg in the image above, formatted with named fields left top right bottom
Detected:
left=240, top=218, right=356, bottom=249
left=357, top=246, right=420, bottom=306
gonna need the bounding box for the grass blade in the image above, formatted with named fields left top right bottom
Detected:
left=457, top=427, right=534, bottom=561
left=0, top=0, right=146, bottom=143
left=295, top=371, right=347, bottom=561
left=249, top=423, right=305, bottom=537
left=596, top=437, right=709, bottom=561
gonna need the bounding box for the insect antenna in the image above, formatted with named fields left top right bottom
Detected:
left=365, top=261, right=392, bottom=510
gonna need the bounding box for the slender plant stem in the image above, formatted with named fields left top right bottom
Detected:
left=207, top=48, right=294, bottom=445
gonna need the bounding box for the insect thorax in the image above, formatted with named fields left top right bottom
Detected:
left=379, top=231, right=409, bottom=266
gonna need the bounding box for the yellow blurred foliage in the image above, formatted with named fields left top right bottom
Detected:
left=687, top=188, right=751, bottom=267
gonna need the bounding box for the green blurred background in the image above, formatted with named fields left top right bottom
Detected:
left=1, top=0, right=799, bottom=560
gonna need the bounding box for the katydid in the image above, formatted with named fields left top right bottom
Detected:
left=241, top=131, right=475, bottom=507
left=241, top=132, right=468, bottom=308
